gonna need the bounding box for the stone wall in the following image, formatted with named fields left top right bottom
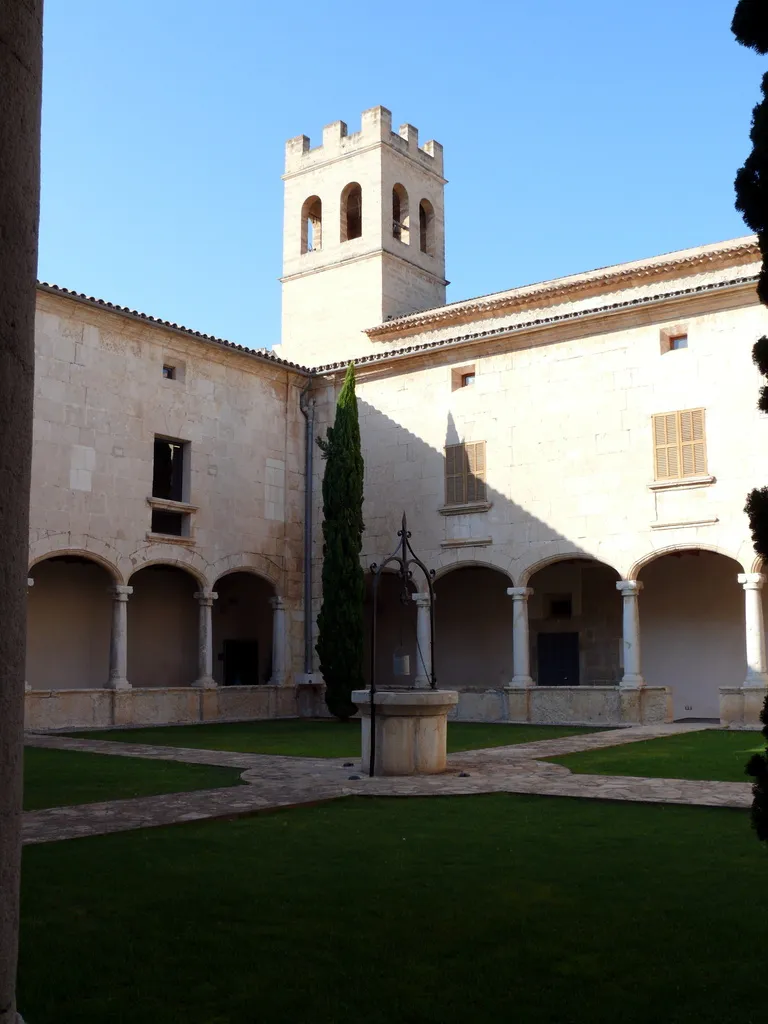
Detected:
left=279, top=106, right=446, bottom=366
left=29, top=289, right=307, bottom=688
left=317, top=278, right=768, bottom=722
left=25, top=685, right=299, bottom=732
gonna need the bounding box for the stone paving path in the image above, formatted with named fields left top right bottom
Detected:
left=22, top=722, right=753, bottom=846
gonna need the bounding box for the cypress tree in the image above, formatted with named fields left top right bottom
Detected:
left=315, top=362, right=365, bottom=720
left=734, top=0, right=768, bottom=839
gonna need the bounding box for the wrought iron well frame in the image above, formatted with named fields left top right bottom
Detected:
left=367, top=512, right=436, bottom=777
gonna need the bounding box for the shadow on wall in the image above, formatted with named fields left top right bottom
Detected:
left=355, top=396, right=594, bottom=691
left=353, top=394, right=750, bottom=715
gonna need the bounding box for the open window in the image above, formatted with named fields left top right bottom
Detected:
left=340, top=182, right=362, bottom=241
left=150, top=436, right=193, bottom=537
left=300, top=195, right=322, bottom=254
left=392, top=183, right=410, bottom=243
left=419, top=198, right=435, bottom=255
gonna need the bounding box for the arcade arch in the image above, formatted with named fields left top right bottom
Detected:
left=434, top=565, right=512, bottom=690
left=637, top=549, right=745, bottom=719
left=127, top=564, right=199, bottom=687
left=212, top=571, right=277, bottom=686
left=26, top=554, right=115, bottom=689
left=526, top=558, right=621, bottom=687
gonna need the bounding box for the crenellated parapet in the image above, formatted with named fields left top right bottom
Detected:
left=284, top=105, right=444, bottom=177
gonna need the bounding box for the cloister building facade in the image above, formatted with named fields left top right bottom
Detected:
left=25, top=106, right=768, bottom=730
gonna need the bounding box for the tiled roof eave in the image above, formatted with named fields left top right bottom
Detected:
left=314, top=272, right=760, bottom=375
left=365, top=239, right=761, bottom=339
left=36, top=282, right=311, bottom=375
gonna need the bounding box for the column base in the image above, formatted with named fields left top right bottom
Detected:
left=106, top=677, right=132, bottom=691
left=192, top=677, right=217, bottom=689
left=619, top=675, right=645, bottom=689
left=510, top=675, right=534, bottom=687
left=24, top=681, right=31, bottom=692
left=413, top=675, right=433, bottom=690
left=720, top=684, right=768, bottom=727
left=268, top=675, right=286, bottom=687
left=744, top=673, right=768, bottom=688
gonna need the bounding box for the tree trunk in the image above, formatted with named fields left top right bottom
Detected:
left=0, top=3, right=44, bottom=1021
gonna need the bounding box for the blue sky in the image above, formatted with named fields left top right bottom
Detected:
left=39, top=0, right=763, bottom=350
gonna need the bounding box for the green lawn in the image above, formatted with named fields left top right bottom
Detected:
left=549, top=728, right=765, bottom=782
left=69, top=718, right=600, bottom=757
left=23, top=747, right=244, bottom=810
left=19, top=794, right=768, bottom=1023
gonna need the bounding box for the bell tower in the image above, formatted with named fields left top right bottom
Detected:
left=278, top=106, right=447, bottom=367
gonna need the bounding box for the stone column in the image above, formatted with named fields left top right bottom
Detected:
left=106, top=585, right=133, bottom=690
left=507, top=587, right=534, bottom=685
left=0, top=3, right=43, bottom=1021
left=617, top=580, right=644, bottom=687
left=737, top=573, right=768, bottom=687
left=412, top=592, right=434, bottom=689
left=192, top=590, right=218, bottom=688
left=269, top=596, right=287, bottom=685
left=24, top=579, right=34, bottom=692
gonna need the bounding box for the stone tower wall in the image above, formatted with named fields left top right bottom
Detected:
left=279, top=106, right=447, bottom=367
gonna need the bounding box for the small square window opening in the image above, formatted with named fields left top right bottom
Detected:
left=162, top=364, right=176, bottom=380
left=660, top=325, right=689, bottom=354
left=548, top=596, right=573, bottom=620
left=451, top=364, right=476, bottom=391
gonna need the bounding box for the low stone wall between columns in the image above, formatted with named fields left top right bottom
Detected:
left=720, top=686, right=768, bottom=728
left=24, top=685, right=299, bottom=732
left=447, top=689, right=509, bottom=723
left=504, top=685, right=672, bottom=727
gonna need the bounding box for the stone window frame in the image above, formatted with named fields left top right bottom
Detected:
left=451, top=364, right=476, bottom=391
left=660, top=323, right=689, bottom=354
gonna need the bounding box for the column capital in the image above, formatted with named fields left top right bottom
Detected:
left=738, top=573, right=766, bottom=590
left=194, top=590, right=218, bottom=606
left=616, top=580, right=643, bottom=596
left=112, top=585, right=133, bottom=600
left=412, top=592, right=434, bottom=608
left=507, top=587, right=533, bottom=600
left=269, top=595, right=287, bottom=611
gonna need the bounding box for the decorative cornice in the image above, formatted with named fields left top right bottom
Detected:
left=314, top=272, right=759, bottom=375
left=365, top=236, right=760, bottom=340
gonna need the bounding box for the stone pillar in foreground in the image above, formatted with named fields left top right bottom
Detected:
left=0, top=3, right=43, bottom=1021
left=738, top=573, right=768, bottom=687
left=192, top=590, right=218, bottom=688
left=412, top=592, right=434, bottom=689
left=269, top=596, right=287, bottom=685
left=617, top=580, right=644, bottom=687
left=106, top=585, right=133, bottom=689
left=507, top=587, right=534, bottom=686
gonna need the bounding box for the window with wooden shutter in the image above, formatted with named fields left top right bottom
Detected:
left=652, top=409, right=707, bottom=481
left=445, top=441, right=486, bottom=505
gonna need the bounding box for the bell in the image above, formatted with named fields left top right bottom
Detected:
left=392, top=647, right=411, bottom=678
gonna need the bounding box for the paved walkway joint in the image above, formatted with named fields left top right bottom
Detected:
left=23, top=722, right=752, bottom=845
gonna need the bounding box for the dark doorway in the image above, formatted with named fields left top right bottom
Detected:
left=537, top=632, right=580, bottom=686
left=223, top=640, right=259, bottom=686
